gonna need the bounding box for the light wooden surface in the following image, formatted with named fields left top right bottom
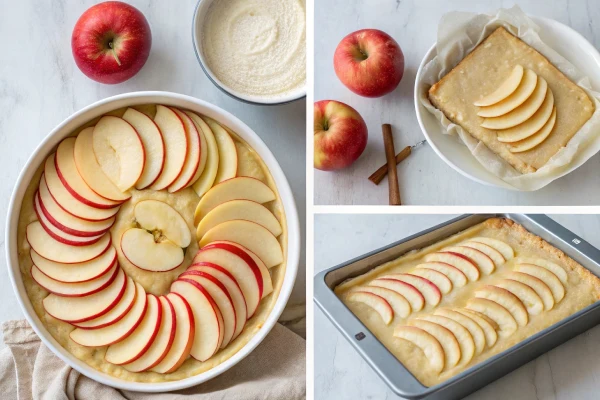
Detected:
left=314, top=0, right=600, bottom=205
left=314, top=214, right=600, bottom=399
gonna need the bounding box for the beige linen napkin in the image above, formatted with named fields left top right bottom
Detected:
left=0, top=319, right=305, bottom=400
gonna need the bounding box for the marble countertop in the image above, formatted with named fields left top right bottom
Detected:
left=314, top=214, right=600, bottom=399
left=314, top=0, right=600, bottom=205
left=0, top=0, right=306, bottom=347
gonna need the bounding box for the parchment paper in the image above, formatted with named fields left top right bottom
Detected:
left=419, top=5, right=600, bottom=191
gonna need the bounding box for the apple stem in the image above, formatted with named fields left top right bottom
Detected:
left=108, top=41, right=122, bottom=66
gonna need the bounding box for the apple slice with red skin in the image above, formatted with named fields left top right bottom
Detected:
left=37, top=176, right=115, bottom=237
left=31, top=261, right=118, bottom=297
left=151, top=105, right=188, bottom=190
left=181, top=110, right=208, bottom=190
left=461, top=241, right=505, bottom=267
left=31, top=246, right=117, bottom=283
left=394, top=326, right=444, bottom=373
left=411, top=268, right=452, bottom=294
left=408, top=319, right=461, bottom=370
left=369, top=278, right=424, bottom=312
left=434, top=308, right=486, bottom=355
left=495, top=279, right=544, bottom=316
left=150, top=293, right=195, bottom=374
left=72, top=276, right=137, bottom=329
left=168, top=108, right=202, bottom=193
left=354, top=286, right=410, bottom=319
left=454, top=308, right=498, bottom=348
left=27, top=222, right=111, bottom=264
left=466, top=298, right=517, bottom=337
left=443, top=246, right=495, bottom=275
left=134, top=200, right=191, bottom=247
left=383, top=273, right=442, bottom=306
left=415, top=262, right=467, bottom=288
left=187, top=111, right=219, bottom=198
left=70, top=281, right=147, bottom=344
left=204, top=117, right=237, bottom=184
left=120, top=228, right=184, bottom=272
left=504, top=271, right=555, bottom=311
left=514, top=257, right=568, bottom=285
left=43, top=267, right=127, bottom=323
left=475, top=285, right=528, bottom=326
left=424, top=252, right=480, bottom=281
left=55, top=137, right=122, bottom=209
left=418, top=315, right=475, bottom=366
left=178, top=271, right=236, bottom=348
left=122, top=295, right=175, bottom=371
left=347, top=291, right=393, bottom=325
left=171, top=279, right=224, bottom=362
left=515, top=264, right=565, bottom=303
left=470, top=237, right=514, bottom=260
left=186, top=263, right=247, bottom=339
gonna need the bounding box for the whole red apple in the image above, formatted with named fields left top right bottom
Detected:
left=72, top=1, right=152, bottom=84
left=334, top=29, right=404, bottom=98
left=314, top=100, right=368, bottom=171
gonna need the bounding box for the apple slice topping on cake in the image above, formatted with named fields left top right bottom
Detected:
left=31, top=246, right=117, bottom=283
left=466, top=298, right=517, bottom=337
left=434, top=308, right=486, bottom=355
left=469, top=237, right=514, bottom=260
left=394, top=326, right=445, bottom=373
left=424, top=252, right=480, bottom=282
left=415, top=262, right=467, bottom=288
left=442, top=246, right=495, bottom=275
left=31, top=261, right=119, bottom=297
left=381, top=273, right=442, bottom=306
left=187, top=112, right=219, bottom=198
left=150, top=105, right=188, bottom=190
left=168, top=108, right=203, bottom=193
left=369, top=278, right=424, bottom=312
left=495, top=279, right=544, bottom=316
left=408, top=319, right=461, bottom=371
left=418, top=315, right=475, bottom=366
left=204, top=116, right=238, bottom=184
left=474, top=285, right=528, bottom=326
left=514, top=264, right=565, bottom=303
left=351, top=286, right=411, bottom=319
left=504, top=272, right=555, bottom=311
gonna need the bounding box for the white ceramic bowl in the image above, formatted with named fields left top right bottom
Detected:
left=192, top=0, right=306, bottom=105
left=415, top=16, right=600, bottom=190
left=5, top=91, right=300, bottom=392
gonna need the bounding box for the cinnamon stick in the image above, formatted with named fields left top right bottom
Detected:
left=368, top=146, right=411, bottom=185
left=381, top=124, right=401, bottom=205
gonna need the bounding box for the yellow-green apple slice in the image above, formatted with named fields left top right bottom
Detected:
left=347, top=291, right=393, bottom=325
left=434, top=308, right=485, bottom=355
left=151, top=105, right=188, bottom=190
left=514, top=257, right=567, bottom=285
left=43, top=267, right=127, bottom=323
left=505, top=271, right=554, bottom=311
left=55, top=138, right=121, bottom=209
left=454, top=308, right=498, bottom=348
left=120, top=228, right=184, bottom=272
left=171, top=279, right=224, bottom=361
left=186, top=111, right=219, bottom=198
left=510, top=107, right=557, bottom=153
left=474, top=65, right=524, bottom=107
left=34, top=192, right=103, bottom=246
left=418, top=315, right=475, bottom=365
left=354, top=286, right=410, bottom=319
left=92, top=116, right=145, bottom=192
left=197, top=199, right=282, bottom=239
left=74, top=127, right=130, bottom=202
left=424, top=252, right=479, bottom=281
left=37, top=177, right=114, bottom=237
left=134, top=200, right=191, bottom=248
left=481, top=77, right=548, bottom=129
left=105, top=294, right=162, bottom=365
left=168, top=108, right=201, bottom=193
left=466, top=298, right=517, bottom=337
left=177, top=272, right=236, bottom=348
left=185, top=111, right=208, bottom=190
left=194, top=177, right=276, bottom=225
left=123, top=296, right=175, bottom=372
left=150, top=293, right=194, bottom=373
left=497, top=89, right=554, bottom=142
left=475, top=285, right=528, bottom=326
left=31, top=246, right=117, bottom=283
left=186, top=263, right=247, bottom=339
left=470, top=237, right=514, bottom=260
left=443, top=246, right=495, bottom=275
left=122, top=108, right=165, bottom=189
left=394, top=326, right=444, bottom=373
left=192, top=245, right=261, bottom=317
left=382, top=273, right=442, bottom=306
left=203, top=116, right=237, bottom=184
left=408, top=319, right=461, bottom=370
left=461, top=241, right=505, bottom=267
left=72, top=276, right=137, bottom=329
left=199, top=220, right=283, bottom=268
left=515, top=264, right=565, bottom=303
left=495, top=279, right=544, bottom=316
left=415, top=262, right=467, bottom=288
left=31, top=261, right=118, bottom=297
left=44, top=155, right=119, bottom=221
left=477, top=68, right=538, bottom=117
left=69, top=281, right=146, bottom=343
left=369, top=278, right=424, bottom=312
left=27, top=222, right=111, bottom=264
left=411, top=268, right=452, bottom=294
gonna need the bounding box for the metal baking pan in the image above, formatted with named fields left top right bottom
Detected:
left=314, top=214, right=600, bottom=400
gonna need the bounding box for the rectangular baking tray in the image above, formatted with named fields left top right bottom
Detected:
left=314, top=214, right=600, bottom=400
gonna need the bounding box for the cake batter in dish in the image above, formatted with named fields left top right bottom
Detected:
left=336, top=218, right=600, bottom=387
left=201, top=0, right=306, bottom=99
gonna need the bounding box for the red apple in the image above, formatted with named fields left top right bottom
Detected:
left=334, top=29, right=404, bottom=98
left=71, top=1, right=152, bottom=84
left=314, top=100, right=368, bottom=171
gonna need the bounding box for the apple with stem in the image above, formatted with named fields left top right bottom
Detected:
left=71, top=1, right=152, bottom=84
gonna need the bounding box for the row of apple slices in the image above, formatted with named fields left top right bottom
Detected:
left=393, top=258, right=567, bottom=373
left=348, top=237, right=513, bottom=323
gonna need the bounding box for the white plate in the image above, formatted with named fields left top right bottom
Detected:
left=4, top=91, right=300, bottom=392
left=415, top=16, right=600, bottom=190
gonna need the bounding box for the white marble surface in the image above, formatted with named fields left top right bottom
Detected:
left=0, top=0, right=306, bottom=346
left=314, top=214, right=600, bottom=399
left=314, top=0, right=600, bottom=205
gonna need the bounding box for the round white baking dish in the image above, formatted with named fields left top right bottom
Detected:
left=192, top=0, right=306, bottom=105
left=5, top=91, right=300, bottom=392
left=415, top=16, right=600, bottom=190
